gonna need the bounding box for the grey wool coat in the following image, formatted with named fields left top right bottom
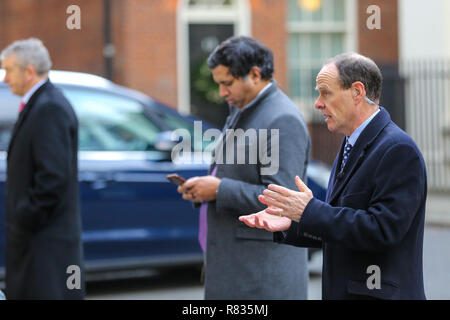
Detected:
left=204, top=81, right=311, bottom=299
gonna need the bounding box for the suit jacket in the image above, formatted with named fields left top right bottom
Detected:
left=276, top=108, right=427, bottom=300
left=204, top=81, right=311, bottom=299
left=5, top=80, right=85, bottom=299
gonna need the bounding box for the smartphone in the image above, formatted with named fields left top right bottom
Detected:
left=166, top=174, right=186, bottom=186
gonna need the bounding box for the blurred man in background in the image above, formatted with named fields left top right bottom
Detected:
left=178, top=36, right=311, bottom=299
left=1, top=38, right=84, bottom=299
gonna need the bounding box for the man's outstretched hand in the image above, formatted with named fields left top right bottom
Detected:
left=259, top=176, right=313, bottom=222
left=239, top=176, right=314, bottom=232
left=239, top=210, right=292, bottom=232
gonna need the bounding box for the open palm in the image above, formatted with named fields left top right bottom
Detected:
left=239, top=210, right=291, bottom=232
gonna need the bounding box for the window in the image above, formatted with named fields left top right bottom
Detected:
left=287, top=0, right=356, bottom=122
left=62, top=88, right=162, bottom=152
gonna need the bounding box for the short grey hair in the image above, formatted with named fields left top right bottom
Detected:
left=326, top=53, right=383, bottom=103
left=0, top=38, right=52, bottom=75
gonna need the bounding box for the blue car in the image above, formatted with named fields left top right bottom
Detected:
left=0, top=70, right=329, bottom=281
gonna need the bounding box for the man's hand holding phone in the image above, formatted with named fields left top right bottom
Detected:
left=166, top=174, right=186, bottom=186
left=175, top=175, right=221, bottom=203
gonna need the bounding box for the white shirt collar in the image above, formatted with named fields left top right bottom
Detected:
left=257, top=82, right=272, bottom=97
left=22, top=78, right=47, bottom=104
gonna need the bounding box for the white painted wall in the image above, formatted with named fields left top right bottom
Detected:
left=399, top=0, right=450, bottom=61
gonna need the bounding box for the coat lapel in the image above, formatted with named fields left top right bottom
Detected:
left=7, top=81, right=51, bottom=160
left=327, top=108, right=392, bottom=204
left=325, top=140, right=344, bottom=203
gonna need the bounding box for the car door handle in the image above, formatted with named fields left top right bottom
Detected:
left=89, top=178, right=112, bottom=190
left=79, top=172, right=115, bottom=190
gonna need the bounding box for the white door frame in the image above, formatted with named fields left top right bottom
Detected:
left=176, top=0, right=251, bottom=115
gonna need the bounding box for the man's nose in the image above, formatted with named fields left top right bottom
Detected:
left=219, top=85, right=228, bottom=98
left=314, top=97, right=324, bottom=110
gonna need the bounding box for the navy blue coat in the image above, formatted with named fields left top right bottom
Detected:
left=276, top=108, right=427, bottom=300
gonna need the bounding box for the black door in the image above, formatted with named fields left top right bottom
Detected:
left=189, top=23, right=234, bottom=128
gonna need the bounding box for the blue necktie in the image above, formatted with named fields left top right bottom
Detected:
left=340, top=140, right=353, bottom=172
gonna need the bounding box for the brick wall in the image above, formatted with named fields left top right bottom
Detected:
left=0, top=0, right=104, bottom=77
left=0, top=0, right=290, bottom=112
left=358, top=0, right=399, bottom=65
left=250, top=0, right=288, bottom=92
left=111, top=0, right=179, bottom=108
left=0, top=0, right=398, bottom=118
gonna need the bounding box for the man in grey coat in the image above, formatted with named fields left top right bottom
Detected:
left=178, top=36, right=310, bottom=299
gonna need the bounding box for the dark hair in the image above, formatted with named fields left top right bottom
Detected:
left=207, top=36, right=274, bottom=80
left=328, top=53, right=383, bottom=102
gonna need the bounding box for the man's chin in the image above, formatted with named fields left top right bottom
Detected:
left=326, top=123, right=336, bottom=133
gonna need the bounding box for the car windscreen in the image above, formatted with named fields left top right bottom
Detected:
left=61, top=87, right=166, bottom=151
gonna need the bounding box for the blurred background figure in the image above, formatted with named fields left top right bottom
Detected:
left=1, top=38, right=84, bottom=299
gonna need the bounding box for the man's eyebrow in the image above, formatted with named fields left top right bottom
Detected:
left=315, top=84, right=329, bottom=91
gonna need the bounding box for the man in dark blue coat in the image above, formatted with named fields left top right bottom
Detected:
left=240, top=53, right=427, bottom=300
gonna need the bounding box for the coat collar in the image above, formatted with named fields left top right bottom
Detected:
left=227, top=79, right=277, bottom=117
left=327, top=107, right=392, bottom=204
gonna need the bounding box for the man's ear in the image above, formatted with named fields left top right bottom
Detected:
left=249, top=66, right=262, bottom=83
left=25, top=64, right=37, bottom=80
left=351, top=81, right=366, bottom=103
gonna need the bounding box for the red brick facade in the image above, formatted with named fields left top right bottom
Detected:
left=358, top=0, right=399, bottom=65
left=0, top=0, right=291, bottom=109
left=250, top=0, right=287, bottom=92
left=0, top=0, right=104, bottom=77
left=111, top=0, right=179, bottom=107
left=0, top=0, right=399, bottom=165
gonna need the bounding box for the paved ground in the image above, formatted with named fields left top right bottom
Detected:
left=423, top=225, right=450, bottom=299
left=87, top=225, right=449, bottom=300
left=425, top=192, right=450, bottom=227
left=86, top=267, right=322, bottom=300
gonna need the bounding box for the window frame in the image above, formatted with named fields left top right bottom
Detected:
left=286, top=0, right=358, bottom=123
